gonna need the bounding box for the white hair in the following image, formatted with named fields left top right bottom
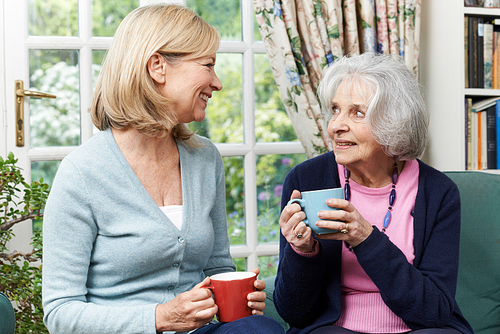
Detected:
left=317, top=53, right=429, bottom=160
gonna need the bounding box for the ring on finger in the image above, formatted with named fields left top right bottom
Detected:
left=340, top=223, right=349, bottom=234
left=294, top=231, right=303, bottom=239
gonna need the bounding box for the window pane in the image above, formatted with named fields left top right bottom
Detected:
left=29, top=50, right=80, bottom=147
left=254, top=54, right=297, bottom=142
left=256, top=154, right=307, bottom=244
left=233, top=258, right=246, bottom=272
left=186, top=0, right=241, bottom=41
left=31, top=161, right=61, bottom=187
left=224, top=156, right=245, bottom=246
left=28, top=0, right=78, bottom=36
left=92, top=0, right=138, bottom=37
left=92, top=50, right=107, bottom=90
left=258, top=255, right=279, bottom=279
left=189, top=53, right=243, bottom=143
left=31, top=160, right=61, bottom=232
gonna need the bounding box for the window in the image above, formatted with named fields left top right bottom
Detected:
left=26, top=0, right=306, bottom=278
left=26, top=0, right=139, bottom=234
left=186, top=0, right=306, bottom=277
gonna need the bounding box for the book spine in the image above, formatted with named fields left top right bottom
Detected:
left=478, top=18, right=485, bottom=88
left=497, top=100, right=500, bottom=169
left=469, top=17, right=478, bottom=88
left=481, top=111, right=488, bottom=169
left=486, top=105, right=497, bottom=169
left=465, top=16, right=469, bottom=89
left=467, top=98, right=473, bottom=170
left=472, top=110, right=478, bottom=170
left=484, top=23, right=494, bottom=89
left=494, top=22, right=500, bottom=88
left=478, top=111, right=482, bottom=169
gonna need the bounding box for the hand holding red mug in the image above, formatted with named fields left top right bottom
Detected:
left=247, top=267, right=267, bottom=315
left=205, top=268, right=266, bottom=322
left=155, top=276, right=217, bottom=332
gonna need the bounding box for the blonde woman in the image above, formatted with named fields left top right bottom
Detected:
left=42, top=4, right=283, bottom=334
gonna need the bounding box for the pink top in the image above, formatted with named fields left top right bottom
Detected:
left=292, top=160, right=420, bottom=332
left=333, top=160, right=419, bottom=333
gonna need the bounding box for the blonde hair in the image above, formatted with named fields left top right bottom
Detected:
left=90, top=4, right=220, bottom=146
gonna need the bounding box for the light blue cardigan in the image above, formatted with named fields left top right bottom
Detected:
left=42, top=129, right=236, bottom=333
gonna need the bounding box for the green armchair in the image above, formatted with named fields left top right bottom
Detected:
left=446, top=171, right=500, bottom=334
left=263, top=171, right=500, bottom=334
left=0, top=292, right=15, bottom=334
left=263, top=276, right=289, bottom=331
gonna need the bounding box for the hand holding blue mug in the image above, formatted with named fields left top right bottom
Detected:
left=287, top=188, right=344, bottom=235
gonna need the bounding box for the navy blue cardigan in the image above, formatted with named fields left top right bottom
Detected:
left=274, top=151, right=473, bottom=334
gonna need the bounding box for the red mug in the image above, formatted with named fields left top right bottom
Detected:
left=206, top=271, right=257, bottom=322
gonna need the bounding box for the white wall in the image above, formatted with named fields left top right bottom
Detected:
left=0, top=0, right=6, bottom=158
left=419, top=0, right=465, bottom=171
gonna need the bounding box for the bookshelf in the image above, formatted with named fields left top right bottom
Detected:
left=420, top=1, right=500, bottom=172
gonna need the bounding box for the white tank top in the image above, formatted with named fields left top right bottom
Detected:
left=159, top=205, right=183, bottom=231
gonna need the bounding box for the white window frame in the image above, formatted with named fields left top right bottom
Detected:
left=210, top=0, right=305, bottom=270
left=2, top=0, right=306, bottom=271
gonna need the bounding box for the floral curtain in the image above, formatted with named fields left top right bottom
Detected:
left=254, top=0, right=420, bottom=158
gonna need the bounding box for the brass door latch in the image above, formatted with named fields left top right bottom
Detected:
left=15, top=80, right=56, bottom=147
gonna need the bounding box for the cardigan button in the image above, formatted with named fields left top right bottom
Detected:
left=172, top=263, right=179, bottom=268
left=178, top=237, right=185, bottom=244
left=167, top=285, right=174, bottom=291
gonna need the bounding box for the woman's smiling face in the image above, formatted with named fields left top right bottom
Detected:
left=159, top=53, right=222, bottom=124
left=327, top=81, right=386, bottom=169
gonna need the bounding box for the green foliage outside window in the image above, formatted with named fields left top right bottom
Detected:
left=28, top=0, right=78, bottom=36
left=27, top=0, right=301, bottom=284
left=92, top=0, right=139, bottom=37
left=0, top=153, right=50, bottom=334
left=187, top=0, right=242, bottom=40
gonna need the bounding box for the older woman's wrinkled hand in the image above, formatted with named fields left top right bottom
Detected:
left=279, top=190, right=316, bottom=253
left=314, top=198, right=373, bottom=248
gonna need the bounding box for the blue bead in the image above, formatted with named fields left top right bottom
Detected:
left=392, top=168, right=399, bottom=184
left=344, top=183, right=351, bottom=201
left=344, top=168, right=350, bottom=179
left=383, top=210, right=391, bottom=229
left=389, top=188, right=396, bottom=206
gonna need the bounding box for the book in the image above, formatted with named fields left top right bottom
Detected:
left=471, top=109, right=478, bottom=170
left=496, top=100, right=500, bottom=168
left=465, top=0, right=480, bottom=6
left=493, top=20, right=500, bottom=88
left=484, top=0, right=500, bottom=7
left=478, top=110, right=483, bottom=169
left=481, top=110, right=488, bottom=169
left=478, top=18, right=485, bottom=88
left=484, top=22, right=494, bottom=88
left=467, top=98, right=473, bottom=170
left=469, top=16, right=479, bottom=88
left=465, top=16, right=469, bottom=89
left=486, top=105, right=497, bottom=169
left=471, top=96, right=500, bottom=112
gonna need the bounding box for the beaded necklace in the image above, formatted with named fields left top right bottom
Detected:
left=343, top=162, right=399, bottom=233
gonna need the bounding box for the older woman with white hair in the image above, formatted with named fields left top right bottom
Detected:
left=275, top=53, right=473, bottom=334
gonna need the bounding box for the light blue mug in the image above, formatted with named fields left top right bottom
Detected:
left=287, top=188, right=344, bottom=235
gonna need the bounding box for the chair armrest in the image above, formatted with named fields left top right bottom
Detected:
left=0, top=292, right=15, bottom=334
left=263, top=276, right=289, bottom=331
